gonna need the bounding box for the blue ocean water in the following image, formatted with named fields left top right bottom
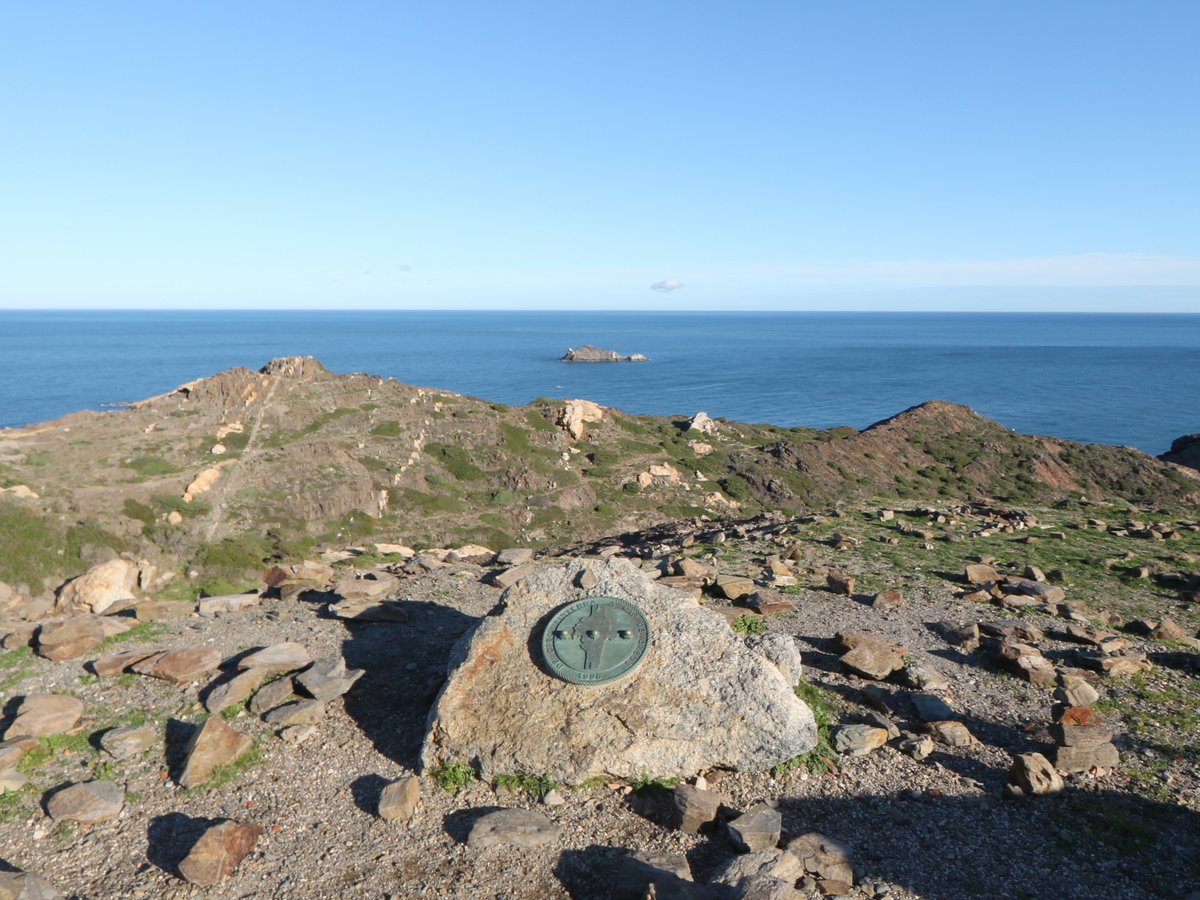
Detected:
left=1, top=311, right=1197, bottom=455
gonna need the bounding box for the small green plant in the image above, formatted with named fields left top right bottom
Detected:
left=93, top=761, right=119, bottom=781
left=731, top=614, right=768, bottom=636
left=0, top=646, right=36, bottom=694
left=430, top=762, right=477, bottom=794
left=630, top=771, right=679, bottom=796
left=220, top=703, right=243, bottom=721
left=96, top=621, right=166, bottom=651
left=774, top=677, right=839, bottom=776
left=195, top=740, right=264, bottom=791
left=0, top=786, right=34, bottom=824
left=121, top=455, right=179, bottom=477
left=494, top=772, right=557, bottom=799
left=370, top=421, right=401, bottom=437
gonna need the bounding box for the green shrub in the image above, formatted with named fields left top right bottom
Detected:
left=121, top=456, right=178, bottom=477
left=731, top=614, right=767, bottom=636
left=370, top=421, right=401, bottom=437
left=429, top=762, right=476, bottom=794
left=425, top=444, right=486, bottom=481
left=718, top=475, right=752, bottom=502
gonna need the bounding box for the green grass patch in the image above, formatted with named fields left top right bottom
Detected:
left=494, top=772, right=557, bottom=799
left=774, top=677, right=839, bottom=776
left=429, top=762, right=476, bottom=794
left=630, top=771, right=680, bottom=796
left=195, top=739, right=264, bottom=791
left=152, top=495, right=211, bottom=518
left=0, top=646, right=36, bottom=695
left=370, top=421, right=402, bottom=437
left=731, top=614, right=767, bottom=636
left=97, top=621, right=167, bottom=651
left=425, top=444, right=486, bottom=481
left=121, top=455, right=179, bottom=477
left=18, top=732, right=96, bottom=775
left=0, top=786, right=35, bottom=824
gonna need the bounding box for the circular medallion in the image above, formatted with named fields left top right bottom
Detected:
left=541, top=596, right=651, bottom=685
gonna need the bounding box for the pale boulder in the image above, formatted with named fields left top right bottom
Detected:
left=54, top=559, right=139, bottom=615
left=420, top=559, right=816, bottom=784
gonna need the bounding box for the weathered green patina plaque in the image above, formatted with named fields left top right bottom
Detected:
left=541, top=596, right=650, bottom=685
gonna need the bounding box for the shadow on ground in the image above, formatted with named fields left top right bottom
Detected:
left=339, top=600, right=478, bottom=770
left=549, top=789, right=1199, bottom=900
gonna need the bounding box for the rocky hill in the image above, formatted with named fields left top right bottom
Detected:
left=0, top=356, right=1196, bottom=604
left=0, top=359, right=1196, bottom=898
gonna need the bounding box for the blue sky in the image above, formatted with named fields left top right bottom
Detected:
left=2, top=1, right=1198, bottom=311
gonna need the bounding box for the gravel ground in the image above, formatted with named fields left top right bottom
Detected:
left=1, top=511, right=1197, bottom=899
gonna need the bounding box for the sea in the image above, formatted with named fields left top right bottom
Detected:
left=1, top=311, right=1197, bottom=456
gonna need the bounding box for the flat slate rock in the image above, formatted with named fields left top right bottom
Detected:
left=420, top=559, right=816, bottom=783
left=178, top=717, right=252, bottom=788
left=133, top=646, right=222, bottom=684
left=237, top=642, right=310, bottom=674
left=3, top=695, right=84, bottom=740
left=99, top=725, right=157, bottom=759
left=35, top=617, right=105, bottom=661
left=92, top=648, right=159, bottom=677
left=262, top=699, right=325, bottom=728
left=295, top=656, right=363, bottom=701
left=46, top=780, right=124, bottom=823
left=0, top=870, right=63, bottom=900
left=204, top=667, right=271, bottom=713
left=178, top=819, right=263, bottom=887
left=727, top=802, right=782, bottom=853
left=465, top=808, right=561, bottom=849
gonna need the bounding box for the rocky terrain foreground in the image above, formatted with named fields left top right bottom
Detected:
left=0, top=359, right=1197, bottom=898
left=0, top=501, right=1197, bottom=898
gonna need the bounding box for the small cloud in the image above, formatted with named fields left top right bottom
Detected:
left=650, top=278, right=685, bottom=292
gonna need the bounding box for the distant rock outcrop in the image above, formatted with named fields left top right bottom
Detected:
left=561, top=345, right=648, bottom=363
left=1160, top=433, right=1200, bottom=472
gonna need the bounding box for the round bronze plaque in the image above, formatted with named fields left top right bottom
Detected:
left=541, top=596, right=650, bottom=685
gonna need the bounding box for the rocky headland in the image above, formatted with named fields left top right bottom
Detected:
left=0, top=358, right=1196, bottom=898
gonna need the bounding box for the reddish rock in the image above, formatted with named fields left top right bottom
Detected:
left=871, top=589, right=904, bottom=610
left=964, top=564, right=999, bottom=585
left=3, top=694, right=84, bottom=739
left=36, top=617, right=106, bottom=661
left=91, top=648, right=159, bottom=677
left=237, top=642, right=310, bottom=675
left=826, top=572, right=855, bottom=595
left=178, top=717, right=252, bottom=788
left=178, top=819, right=263, bottom=886
left=134, top=646, right=222, bottom=684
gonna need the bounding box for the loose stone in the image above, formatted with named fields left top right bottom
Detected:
left=378, top=776, right=421, bottom=824
left=3, top=694, right=84, bottom=740
left=672, top=783, right=722, bottom=834
left=727, top=802, right=782, bottom=853
left=46, top=780, right=124, bottom=823
left=465, top=808, right=561, bottom=849
left=178, top=717, right=252, bottom=788
left=178, top=820, right=263, bottom=887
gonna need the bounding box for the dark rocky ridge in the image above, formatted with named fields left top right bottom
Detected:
left=1160, top=432, right=1200, bottom=473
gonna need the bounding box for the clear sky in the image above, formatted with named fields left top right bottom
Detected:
left=2, top=1, right=1198, bottom=311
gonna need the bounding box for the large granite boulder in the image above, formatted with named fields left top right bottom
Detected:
left=420, top=559, right=816, bottom=783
